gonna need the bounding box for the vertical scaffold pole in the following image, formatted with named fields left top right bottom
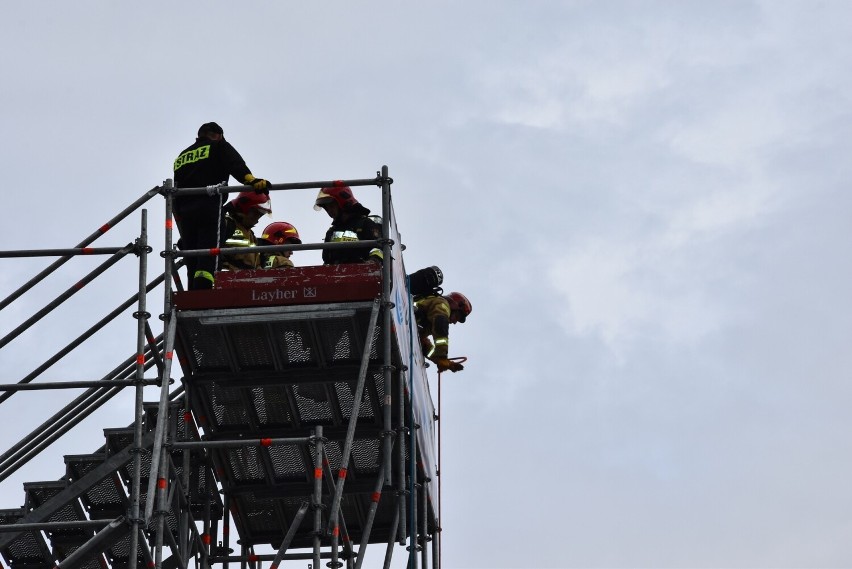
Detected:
left=147, top=179, right=178, bottom=565
left=224, top=491, right=231, bottom=569
left=380, top=165, right=394, bottom=490
left=420, top=481, right=429, bottom=569
left=382, top=505, right=400, bottom=569
left=313, top=426, right=325, bottom=568
left=163, top=179, right=175, bottom=315
left=179, top=392, right=191, bottom=565
left=129, top=209, right=149, bottom=569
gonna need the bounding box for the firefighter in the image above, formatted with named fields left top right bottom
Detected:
left=172, top=122, right=271, bottom=289
left=314, top=182, right=383, bottom=265
left=219, top=192, right=272, bottom=271
left=415, top=291, right=472, bottom=373
left=258, top=221, right=301, bottom=269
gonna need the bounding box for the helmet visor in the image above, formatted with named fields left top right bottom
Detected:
left=314, top=189, right=333, bottom=211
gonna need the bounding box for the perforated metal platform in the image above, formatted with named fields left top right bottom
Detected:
left=174, top=298, right=433, bottom=548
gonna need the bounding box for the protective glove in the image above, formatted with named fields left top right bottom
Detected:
left=433, top=358, right=464, bottom=373
left=244, top=174, right=270, bottom=194
left=429, top=342, right=448, bottom=360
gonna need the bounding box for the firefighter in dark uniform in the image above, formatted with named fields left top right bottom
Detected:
left=313, top=183, right=383, bottom=265
left=415, top=292, right=472, bottom=372
left=172, top=122, right=271, bottom=289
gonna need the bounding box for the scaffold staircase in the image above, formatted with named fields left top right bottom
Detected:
left=0, top=168, right=441, bottom=569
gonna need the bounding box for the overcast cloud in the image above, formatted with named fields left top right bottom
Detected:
left=2, top=2, right=852, bottom=568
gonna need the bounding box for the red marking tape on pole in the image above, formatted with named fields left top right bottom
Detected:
left=338, top=468, right=347, bottom=480
left=74, top=281, right=85, bottom=290
left=223, top=526, right=230, bottom=535
left=157, top=478, right=167, bottom=490
left=210, top=248, right=221, bottom=255
left=371, top=492, right=381, bottom=503
left=248, top=554, right=259, bottom=562
left=147, top=563, right=155, bottom=569
left=136, top=355, right=145, bottom=365
left=314, top=467, right=322, bottom=479
left=332, top=525, right=339, bottom=537
left=82, top=248, right=93, bottom=255
left=99, top=223, right=111, bottom=234
left=166, top=219, right=173, bottom=229
left=165, top=351, right=173, bottom=360
left=202, top=533, right=211, bottom=545
left=183, top=412, right=192, bottom=423
left=270, top=564, right=278, bottom=569
left=260, top=438, right=272, bottom=447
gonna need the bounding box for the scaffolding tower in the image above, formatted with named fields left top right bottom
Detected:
left=0, top=167, right=441, bottom=569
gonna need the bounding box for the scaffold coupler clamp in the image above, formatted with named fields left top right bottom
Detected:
left=132, top=238, right=153, bottom=258
left=132, top=309, right=151, bottom=321
left=308, top=433, right=329, bottom=448
left=159, top=178, right=175, bottom=195
left=375, top=171, right=393, bottom=185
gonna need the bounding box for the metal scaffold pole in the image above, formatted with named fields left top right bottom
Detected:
left=0, top=244, right=134, bottom=351
left=0, top=168, right=442, bottom=569
left=0, top=186, right=161, bottom=312
left=129, top=209, right=150, bottom=569
left=312, top=426, right=325, bottom=569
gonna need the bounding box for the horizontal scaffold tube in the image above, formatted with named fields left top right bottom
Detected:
left=0, top=519, right=118, bottom=532
left=171, top=436, right=313, bottom=449
left=0, top=266, right=177, bottom=406
left=171, top=239, right=383, bottom=258
left=211, top=552, right=349, bottom=562
left=0, top=247, right=130, bottom=258
left=168, top=175, right=388, bottom=197
left=0, top=185, right=161, bottom=312
left=0, top=378, right=164, bottom=391
left=0, top=244, right=134, bottom=351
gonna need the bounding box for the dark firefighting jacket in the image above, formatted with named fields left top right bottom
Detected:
left=322, top=209, right=383, bottom=265
left=173, top=137, right=252, bottom=214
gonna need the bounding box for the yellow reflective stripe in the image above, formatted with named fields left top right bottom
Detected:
left=434, top=338, right=448, bottom=345
left=330, top=230, right=359, bottom=242
left=369, top=248, right=384, bottom=259
left=193, top=270, right=215, bottom=283
left=174, top=145, right=211, bottom=171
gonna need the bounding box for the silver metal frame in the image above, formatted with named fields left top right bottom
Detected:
left=0, top=167, right=440, bottom=569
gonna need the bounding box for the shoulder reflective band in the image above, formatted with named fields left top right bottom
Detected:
left=174, top=144, right=211, bottom=171
left=329, top=230, right=359, bottom=242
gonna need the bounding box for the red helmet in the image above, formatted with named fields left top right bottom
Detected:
left=230, top=191, right=272, bottom=215
left=445, top=292, right=472, bottom=323
left=314, top=181, right=360, bottom=211
left=261, top=222, right=301, bottom=244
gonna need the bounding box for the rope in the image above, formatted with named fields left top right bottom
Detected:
left=212, top=182, right=226, bottom=273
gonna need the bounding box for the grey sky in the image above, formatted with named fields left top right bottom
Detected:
left=2, top=1, right=852, bottom=567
